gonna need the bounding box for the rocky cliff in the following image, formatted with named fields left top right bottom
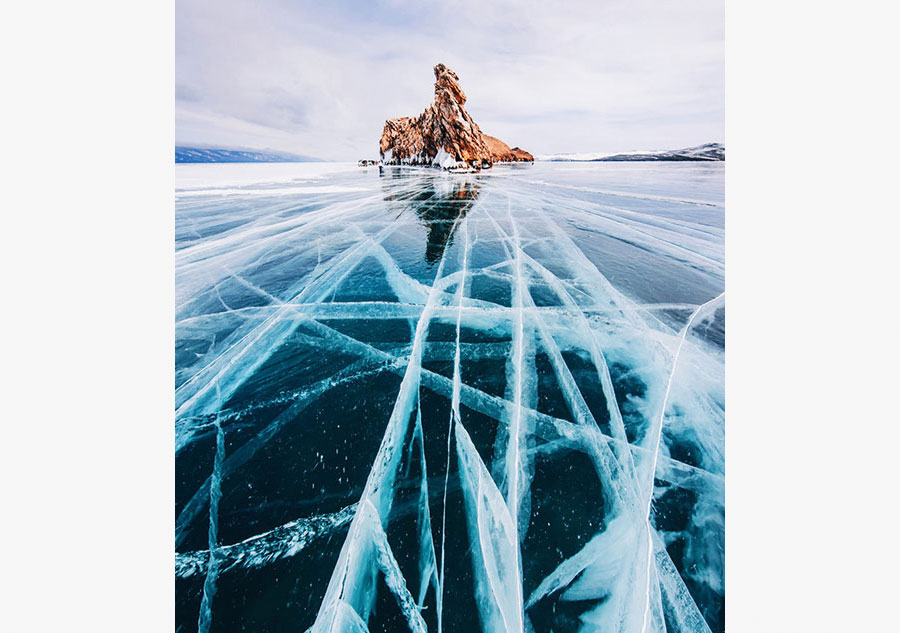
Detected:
left=379, top=64, right=533, bottom=169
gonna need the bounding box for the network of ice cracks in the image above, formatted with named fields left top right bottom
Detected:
left=175, top=163, right=725, bottom=633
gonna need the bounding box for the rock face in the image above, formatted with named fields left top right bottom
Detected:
left=380, top=64, right=533, bottom=169
left=482, top=134, right=535, bottom=163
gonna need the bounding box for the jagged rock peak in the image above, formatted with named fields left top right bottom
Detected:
left=380, top=63, right=533, bottom=170
left=433, top=63, right=466, bottom=105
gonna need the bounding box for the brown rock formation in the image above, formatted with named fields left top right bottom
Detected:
left=380, top=63, right=533, bottom=169
left=482, top=135, right=535, bottom=163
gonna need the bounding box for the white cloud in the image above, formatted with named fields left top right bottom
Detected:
left=176, top=0, right=724, bottom=159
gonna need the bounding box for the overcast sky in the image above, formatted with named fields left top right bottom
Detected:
left=176, top=0, right=724, bottom=160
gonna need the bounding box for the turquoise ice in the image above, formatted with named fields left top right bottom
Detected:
left=175, top=161, right=725, bottom=633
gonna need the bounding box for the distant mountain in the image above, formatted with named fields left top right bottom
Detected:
left=538, top=143, right=724, bottom=162
left=175, top=146, right=321, bottom=163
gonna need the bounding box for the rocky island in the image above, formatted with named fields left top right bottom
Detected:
left=380, top=63, right=533, bottom=170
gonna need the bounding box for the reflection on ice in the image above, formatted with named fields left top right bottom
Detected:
left=175, top=162, right=725, bottom=633
left=380, top=168, right=481, bottom=265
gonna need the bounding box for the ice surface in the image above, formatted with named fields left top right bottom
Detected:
left=175, top=161, right=725, bottom=633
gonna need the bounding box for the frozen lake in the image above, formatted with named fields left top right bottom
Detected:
left=175, top=161, right=725, bottom=633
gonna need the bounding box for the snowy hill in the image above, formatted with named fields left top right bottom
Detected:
left=175, top=146, right=320, bottom=163
left=537, top=142, right=724, bottom=162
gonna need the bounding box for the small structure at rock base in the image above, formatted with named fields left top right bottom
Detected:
left=379, top=64, right=534, bottom=170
